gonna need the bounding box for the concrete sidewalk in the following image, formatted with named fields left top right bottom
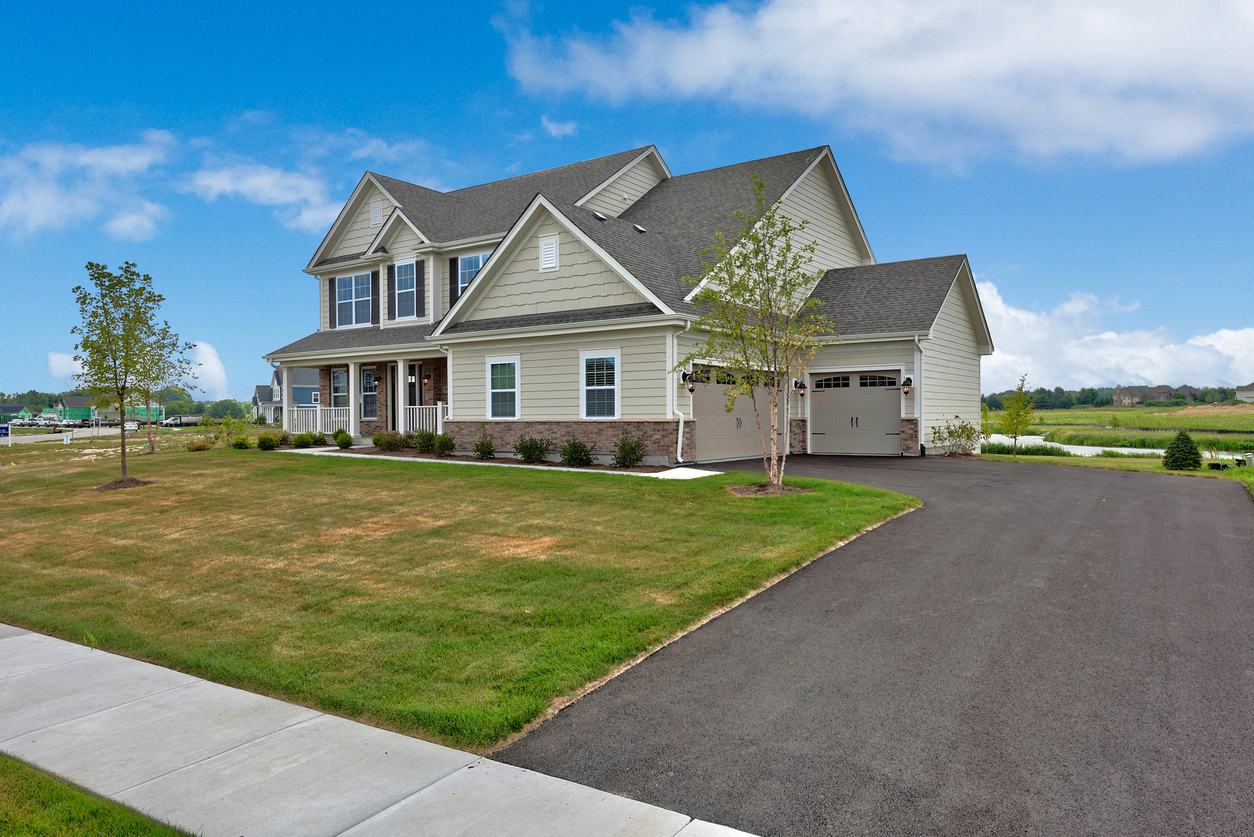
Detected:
left=0, top=624, right=754, bottom=837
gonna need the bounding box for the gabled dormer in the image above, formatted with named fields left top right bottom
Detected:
left=574, top=146, right=671, bottom=219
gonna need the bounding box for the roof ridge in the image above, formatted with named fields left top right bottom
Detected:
left=662, top=146, right=826, bottom=181
left=369, top=147, right=652, bottom=197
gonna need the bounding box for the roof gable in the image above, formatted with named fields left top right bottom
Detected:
left=307, top=174, right=404, bottom=270
left=576, top=147, right=671, bottom=218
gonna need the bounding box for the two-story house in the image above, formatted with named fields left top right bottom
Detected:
left=264, top=145, right=992, bottom=463
left=252, top=368, right=320, bottom=423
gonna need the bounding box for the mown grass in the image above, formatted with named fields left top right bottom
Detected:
left=0, top=754, right=189, bottom=836
left=1042, top=426, right=1254, bottom=452
left=0, top=450, right=916, bottom=750
left=1028, top=406, right=1254, bottom=432
left=980, top=452, right=1254, bottom=500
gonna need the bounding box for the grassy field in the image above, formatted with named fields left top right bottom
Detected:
left=0, top=755, right=188, bottom=836
left=1041, top=426, right=1254, bottom=452
left=980, top=452, right=1254, bottom=498
left=0, top=449, right=916, bottom=750
left=1025, top=405, right=1254, bottom=432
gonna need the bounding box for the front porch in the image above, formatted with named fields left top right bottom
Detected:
left=282, top=356, right=449, bottom=440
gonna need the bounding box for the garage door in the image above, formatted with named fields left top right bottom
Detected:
left=809, top=372, right=902, bottom=455
left=692, top=374, right=784, bottom=462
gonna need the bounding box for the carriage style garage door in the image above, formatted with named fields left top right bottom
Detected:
left=809, top=371, right=902, bottom=455
left=692, top=374, right=784, bottom=462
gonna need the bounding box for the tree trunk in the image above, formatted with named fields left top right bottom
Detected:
left=119, top=400, right=127, bottom=478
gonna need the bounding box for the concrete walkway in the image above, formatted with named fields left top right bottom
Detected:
left=0, top=624, right=754, bottom=837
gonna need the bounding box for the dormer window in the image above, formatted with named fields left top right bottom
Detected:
left=539, top=234, right=558, bottom=271
left=458, top=253, right=490, bottom=292
left=370, top=200, right=382, bottom=227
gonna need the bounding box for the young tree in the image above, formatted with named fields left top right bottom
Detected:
left=71, top=262, right=164, bottom=479
left=676, top=175, right=831, bottom=487
left=135, top=321, right=197, bottom=453
left=999, top=374, right=1035, bottom=455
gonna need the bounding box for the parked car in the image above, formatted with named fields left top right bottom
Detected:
left=123, top=421, right=139, bottom=431
left=59, top=419, right=82, bottom=429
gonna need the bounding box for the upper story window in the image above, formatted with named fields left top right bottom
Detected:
left=396, top=262, right=417, bottom=319
left=370, top=200, right=382, bottom=226
left=337, top=274, right=371, bottom=326
left=539, top=234, right=558, bottom=271
left=581, top=350, right=619, bottom=419
left=459, top=253, right=489, bottom=293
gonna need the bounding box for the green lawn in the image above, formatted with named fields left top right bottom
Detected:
left=0, top=755, right=189, bottom=837
left=1026, top=405, right=1254, bottom=432
left=1041, top=426, right=1254, bottom=452
left=980, top=452, right=1254, bottom=499
left=0, top=450, right=916, bottom=750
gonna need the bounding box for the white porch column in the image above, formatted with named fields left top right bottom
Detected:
left=316, top=369, right=325, bottom=433
left=348, top=361, right=361, bottom=438
left=280, top=365, right=293, bottom=430
left=397, top=358, right=409, bottom=432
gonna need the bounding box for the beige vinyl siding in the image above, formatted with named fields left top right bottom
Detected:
left=329, top=185, right=394, bottom=259
left=387, top=223, right=422, bottom=254
left=449, top=328, right=670, bottom=421
left=921, top=280, right=981, bottom=443
left=806, top=340, right=917, bottom=419
left=581, top=155, right=667, bottom=218
left=464, top=216, right=646, bottom=322
left=320, top=277, right=330, bottom=331
left=778, top=164, right=864, bottom=274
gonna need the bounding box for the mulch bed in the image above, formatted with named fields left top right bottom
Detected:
left=93, top=477, right=156, bottom=491
left=333, top=446, right=671, bottom=473
left=729, top=484, right=814, bottom=497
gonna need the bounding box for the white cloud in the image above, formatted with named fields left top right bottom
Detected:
left=508, top=0, right=1254, bottom=163
left=191, top=342, right=229, bottom=400
left=978, top=281, right=1254, bottom=391
left=47, top=351, right=81, bottom=378
left=186, top=164, right=339, bottom=232
left=0, top=130, right=174, bottom=238
left=541, top=115, right=577, bottom=138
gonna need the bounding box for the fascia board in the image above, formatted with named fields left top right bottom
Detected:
left=303, top=253, right=391, bottom=277
left=959, top=258, right=996, bottom=354
left=574, top=146, right=672, bottom=207
left=435, top=316, right=690, bottom=344
left=264, top=344, right=447, bottom=364
left=815, top=331, right=931, bottom=344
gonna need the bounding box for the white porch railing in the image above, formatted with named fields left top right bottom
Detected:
left=289, top=408, right=319, bottom=434
left=321, top=407, right=350, bottom=435
left=402, top=402, right=445, bottom=434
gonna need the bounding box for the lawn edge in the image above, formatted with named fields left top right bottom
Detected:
left=485, top=503, right=919, bottom=755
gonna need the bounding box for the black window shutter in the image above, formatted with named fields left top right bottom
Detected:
left=327, top=278, right=336, bottom=329
left=448, top=257, right=459, bottom=305
left=416, top=260, right=426, bottom=316
left=371, top=271, right=380, bottom=324
left=387, top=265, right=396, bottom=321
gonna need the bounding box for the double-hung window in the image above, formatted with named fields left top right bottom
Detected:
left=337, top=273, right=371, bottom=326
left=362, top=369, right=378, bottom=420
left=459, top=253, right=489, bottom=293
left=581, top=350, right=619, bottom=419
left=396, top=262, right=416, bottom=319
left=487, top=356, right=518, bottom=419
left=331, top=370, right=348, bottom=408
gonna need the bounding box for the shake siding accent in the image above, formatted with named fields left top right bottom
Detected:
left=465, top=217, right=645, bottom=322
left=778, top=166, right=864, bottom=274
left=921, top=280, right=981, bottom=442
left=581, top=156, right=667, bottom=218
left=450, top=329, right=671, bottom=421
left=388, top=224, right=422, bottom=253
left=329, top=185, right=395, bottom=258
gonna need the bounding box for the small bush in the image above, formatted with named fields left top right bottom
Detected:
left=514, top=436, right=551, bottom=464
left=291, top=433, right=313, bottom=449
left=559, top=437, right=595, bottom=467
left=413, top=429, right=436, bottom=453
left=336, top=432, right=354, bottom=449
left=307, top=432, right=326, bottom=446
left=185, top=438, right=213, bottom=452
left=257, top=433, right=278, bottom=450
left=932, top=416, right=983, bottom=456
left=230, top=434, right=252, bottom=449
left=473, top=425, right=496, bottom=459
left=433, top=432, right=456, bottom=457
left=253, top=415, right=267, bottom=426
left=401, top=430, right=416, bottom=448
left=1162, top=431, right=1202, bottom=470
left=610, top=431, right=646, bottom=468
left=373, top=431, right=405, bottom=452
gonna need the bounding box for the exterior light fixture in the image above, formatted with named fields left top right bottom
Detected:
left=422, top=372, right=432, bottom=384
left=794, top=379, right=807, bottom=398
left=902, top=376, right=913, bottom=396
left=680, top=371, right=695, bottom=393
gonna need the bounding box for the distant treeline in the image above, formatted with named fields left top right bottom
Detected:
left=982, top=386, right=1237, bottom=410
left=2, top=387, right=250, bottom=419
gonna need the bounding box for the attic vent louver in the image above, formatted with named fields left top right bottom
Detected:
left=633, top=224, right=646, bottom=233
left=593, top=211, right=608, bottom=221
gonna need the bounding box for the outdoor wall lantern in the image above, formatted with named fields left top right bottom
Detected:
left=794, top=379, right=807, bottom=398
left=422, top=371, right=432, bottom=384
left=680, top=371, right=696, bottom=393
left=902, top=377, right=913, bottom=396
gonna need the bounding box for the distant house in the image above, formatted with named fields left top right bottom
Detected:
left=1114, top=385, right=1144, bottom=406
left=1238, top=382, right=1254, bottom=403
left=252, top=367, right=319, bottom=422
left=1175, top=385, right=1199, bottom=401
left=52, top=396, right=95, bottom=421
left=1144, top=385, right=1175, bottom=402
left=95, top=404, right=165, bottom=422
left=0, top=404, right=28, bottom=423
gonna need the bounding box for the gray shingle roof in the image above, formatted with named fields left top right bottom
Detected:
left=314, top=252, right=369, bottom=268
left=1, top=404, right=27, bottom=413
left=441, top=303, right=662, bottom=336
left=58, top=396, right=94, bottom=408
left=267, top=322, right=438, bottom=359
left=808, top=255, right=967, bottom=335
left=370, top=148, right=649, bottom=245
left=253, top=385, right=274, bottom=404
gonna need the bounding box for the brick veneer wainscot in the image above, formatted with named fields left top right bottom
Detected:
left=900, top=417, right=920, bottom=454
left=443, top=419, right=697, bottom=463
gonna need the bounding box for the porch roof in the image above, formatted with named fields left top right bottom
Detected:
left=266, top=322, right=438, bottom=360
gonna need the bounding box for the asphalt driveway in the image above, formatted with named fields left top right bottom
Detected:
left=499, top=456, right=1254, bottom=836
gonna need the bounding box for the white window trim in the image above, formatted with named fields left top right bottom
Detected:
left=458, top=252, right=492, bottom=293
left=538, top=234, right=559, bottom=272
left=394, top=260, right=418, bottom=320
left=331, top=369, right=349, bottom=409
left=311, top=390, right=320, bottom=404
left=486, top=354, right=520, bottom=420
left=579, top=348, right=621, bottom=420
left=336, top=273, right=373, bottom=328
left=370, top=199, right=383, bottom=227
left=361, top=368, right=379, bottom=420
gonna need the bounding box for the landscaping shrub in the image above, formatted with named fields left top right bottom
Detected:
left=932, top=416, right=984, bottom=455
left=473, top=425, right=496, bottom=459
left=1162, top=431, right=1202, bottom=470
left=253, top=415, right=267, bottom=426
left=307, top=432, right=326, bottom=446
left=413, top=429, right=436, bottom=453
left=184, top=438, right=213, bottom=452
left=230, top=434, right=252, bottom=449
left=559, top=437, right=595, bottom=467
left=277, top=430, right=291, bottom=446
left=335, top=430, right=354, bottom=450
left=514, top=436, right=551, bottom=464
left=291, top=433, right=314, bottom=449
left=433, top=432, right=456, bottom=457
left=373, top=431, right=405, bottom=452
left=401, top=430, right=416, bottom=448
left=257, top=433, right=279, bottom=451
left=610, top=431, right=646, bottom=468
left=981, top=441, right=1073, bottom=457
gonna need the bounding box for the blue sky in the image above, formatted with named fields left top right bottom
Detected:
left=3, top=0, right=1252, bottom=398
